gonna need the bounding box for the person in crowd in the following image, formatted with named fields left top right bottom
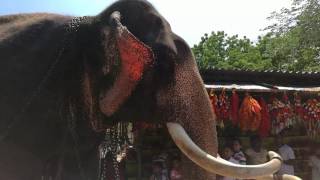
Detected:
left=245, top=135, right=268, bottom=165
left=308, top=143, right=320, bottom=180
left=151, top=146, right=169, bottom=179
left=158, top=152, right=169, bottom=178
left=169, top=157, right=183, bottom=180
left=149, top=161, right=169, bottom=180
left=276, top=132, right=295, bottom=176
left=218, top=146, right=239, bottom=180
left=232, top=138, right=247, bottom=165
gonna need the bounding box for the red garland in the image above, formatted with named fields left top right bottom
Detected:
left=293, top=92, right=305, bottom=122
left=230, top=89, right=239, bottom=125
left=217, top=89, right=230, bottom=128
left=268, top=93, right=294, bottom=135
left=259, top=97, right=271, bottom=138
left=209, top=89, right=219, bottom=117
left=281, top=92, right=294, bottom=125
left=303, top=97, right=320, bottom=138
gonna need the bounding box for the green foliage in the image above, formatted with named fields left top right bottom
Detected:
left=193, top=0, right=320, bottom=71
left=264, top=0, right=320, bottom=71
left=192, top=31, right=272, bottom=70
left=192, top=31, right=273, bottom=70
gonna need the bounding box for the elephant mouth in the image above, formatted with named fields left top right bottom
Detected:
left=166, top=122, right=284, bottom=179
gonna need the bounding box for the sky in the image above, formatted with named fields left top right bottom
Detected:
left=0, top=0, right=292, bottom=46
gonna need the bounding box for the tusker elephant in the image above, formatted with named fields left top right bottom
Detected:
left=0, top=0, right=287, bottom=180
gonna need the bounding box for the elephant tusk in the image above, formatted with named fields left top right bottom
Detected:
left=216, top=157, right=302, bottom=180
left=166, top=122, right=282, bottom=179
left=257, top=174, right=302, bottom=180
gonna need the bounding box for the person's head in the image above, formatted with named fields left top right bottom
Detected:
left=232, top=138, right=242, bottom=152
left=222, top=146, right=234, bottom=160
left=250, top=135, right=262, bottom=151
left=152, top=161, right=163, bottom=174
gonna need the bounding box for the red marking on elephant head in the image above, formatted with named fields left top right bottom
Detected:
left=99, top=25, right=154, bottom=116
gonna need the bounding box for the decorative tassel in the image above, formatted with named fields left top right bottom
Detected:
left=303, top=98, right=320, bottom=138
left=293, top=92, right=305, bottom=123
left=268, top=93, right=292, bottom=135
left=239, top=92, right=261, bottom=132
left=259, top=97, right=271, bottom=138
left=230, top=89, right=239, bottom=126
left=209, top=89, right=218, bottom=117
left=98, top=122, right=131, bottom=180
left=217, top=88, right=230, bottom=123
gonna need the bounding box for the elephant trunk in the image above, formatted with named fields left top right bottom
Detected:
left=156, top=58, right=219, bottom=179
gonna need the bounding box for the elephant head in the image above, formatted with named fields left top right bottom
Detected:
left=78, top=0, right=282, bottom=179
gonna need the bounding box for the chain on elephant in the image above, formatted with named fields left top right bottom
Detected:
left=98, top=123, right=132, bottom=180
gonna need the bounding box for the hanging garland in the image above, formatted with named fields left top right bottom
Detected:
left=206, top=89, right=320, bottom=138
left=238, top=92, right=261, bottom=132
left=259, top=97, right=271, bottom=138
left=268, top=92, right=294, bottom=135
left=230, top=89, right=239, bottom=126
left=216, top=88, right=230, bottom=128
left=293, top=92, right=305, bottom=123
left=303, top=97, right=320, bottom=138
left=209, top=89, right=219, bottom=118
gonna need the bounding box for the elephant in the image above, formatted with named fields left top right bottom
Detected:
left=0, top=0, right=292, bottom=180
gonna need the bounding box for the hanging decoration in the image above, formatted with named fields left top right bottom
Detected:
left=98, top=122, right=132, bottom=180
left=209, top=89, right=218, bottom=117
left=205, top=88, right=320, bottom=138
left=238, top=92, right=262, bottom=132
left=293, top=92, right=305, bottom=124
left=259, top=97, right=271, bottom=138
left=303, top=97, right=320, bottom=138
left=230, top=89, right=239, bottom=126
left=216, top=88, right=230, bottom=128
left=268, top=92, right=294, bottom=135
left=282, top=92, right=295, bottom=126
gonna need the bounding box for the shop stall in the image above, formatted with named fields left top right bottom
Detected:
left=202, top=68, right=320, bottom=179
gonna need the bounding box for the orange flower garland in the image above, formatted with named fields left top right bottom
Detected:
left=239, top=93, right=262, bottom=132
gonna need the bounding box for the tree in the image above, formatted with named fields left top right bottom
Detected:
left=264, top=0, right=320, bottom=71
left=193, top=0, right=320, bottom=71
left=192, top=31, right=272, bottom=70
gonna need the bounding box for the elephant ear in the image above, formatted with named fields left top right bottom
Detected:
left=99, top=11, right=154, bottom=116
